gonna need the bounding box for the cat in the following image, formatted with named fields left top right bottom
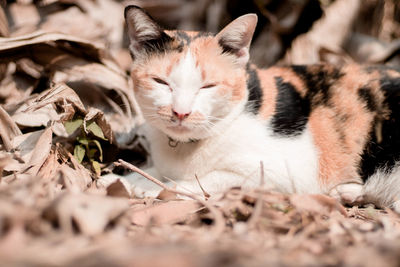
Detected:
left=102, top=5, right=400, bottom=210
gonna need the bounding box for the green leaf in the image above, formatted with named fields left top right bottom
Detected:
left=88, top=148, right=97, bottom=159
left=74, top=144, right=86, bottom=163
left=91, top=139, right=103, bottom=162
left=77, top=136, right=89, bottom=145
left=92, top=160, right=101, bottom=176
left=64, top=118, right=83, bottom=135
left=86, top=121, right=107, bottom=140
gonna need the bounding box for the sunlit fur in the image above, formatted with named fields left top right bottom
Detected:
left=131, top=33, right=249, bottom=142
left=101, top=6, right=400, bottom=211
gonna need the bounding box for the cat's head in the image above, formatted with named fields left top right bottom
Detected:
left=125, top=5, right=257, bottom=142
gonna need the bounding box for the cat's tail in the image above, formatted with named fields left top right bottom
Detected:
left=362, top=165, right=400, bottom=212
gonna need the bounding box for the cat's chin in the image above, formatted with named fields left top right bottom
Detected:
left=166, top=125, right=191, bottom=134
left=161, top=124, right=206, bottom=142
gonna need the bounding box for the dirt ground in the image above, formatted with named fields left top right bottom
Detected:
left=1, top=0, right=400, bottom=266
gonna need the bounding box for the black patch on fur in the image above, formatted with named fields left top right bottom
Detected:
left=141, top=32, right=175, bottom=55
left=245, top=67, right=263, bottom=114
left=364, top=65, right=400, bottom=74
left=358, top=87, right=377, bottom=112
left=194, top=32, right=214, bottom=39
left=177, top=31, right=191, bottom=44
left=360, top=76, right=400, bottom=181
left=125, top=5, right=177, bottom=58
left=176, top=31, right=213, bottom=46
left=291, top=65, right=344, bottom=107
left=271, top=77, right=310, bottom=136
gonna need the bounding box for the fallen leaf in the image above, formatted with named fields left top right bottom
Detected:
left=64, top=118, right=83, bottom=135
left=85, top=121, right=106, bottom=140
left=73, top=144, right=85, bottom=164
left=290, top=194, right=347, bottom=216
left=25, top=126, right=53, bottom=176
left=157, top=189, right=178, bottom=201
left=106, top=179, right=131, bottom=198
left=0, top=105, right=22, bottom=151
left=130, top=200, right=201, bottom=226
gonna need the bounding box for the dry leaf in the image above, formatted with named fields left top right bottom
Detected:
left=130, top=200, right=201, bottom=226
left=25, top=126, right=53, bottom=176
left=157, top=189, right=178, bottom=201
left=290, top=194, right=347, bottom=216
left=0, top=104, right=22, bottom=151
left=106, top=179, right=131, bottom=198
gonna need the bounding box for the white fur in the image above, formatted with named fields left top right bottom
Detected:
left=137, top=49, right=242, bottom=143
left=104, top=113, right=321, bottom=198
left=169, top=51, right=203, bottom=115
left=363, top=165, right=400, bottom=211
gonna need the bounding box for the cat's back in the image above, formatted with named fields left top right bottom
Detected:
left=248, top=63, right=400, bottom=185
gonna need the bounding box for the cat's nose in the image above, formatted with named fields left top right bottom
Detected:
left=172, top=109, right=191, bottom=120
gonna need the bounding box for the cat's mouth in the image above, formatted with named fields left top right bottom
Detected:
left=166, top=125, right=191, bottom=133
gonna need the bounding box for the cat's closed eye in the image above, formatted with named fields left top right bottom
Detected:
left=201, top=84, right=216, bottom=89
left=153, top=77, right=169, bottom=86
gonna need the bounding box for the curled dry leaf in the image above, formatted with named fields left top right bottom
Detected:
left=0, top=31, right=106, bottom=65
left=10, top=129, right=47, bottom=165
left=24, top=83, right=116, bottom=143
left=12, top=103, right=60, bottom=128
left=25, top=126, right=53, bottom=176
left=25, top=83, right=85, bottom=121
left=0, top=104, right=22, bottom=151
left=49, top=55, right=138, bottom=144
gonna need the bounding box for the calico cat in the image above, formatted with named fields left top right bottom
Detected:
left=111, top=5, right=400, bottom=209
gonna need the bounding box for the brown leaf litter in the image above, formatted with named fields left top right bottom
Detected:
left=0, top=0, right=400, bottom=266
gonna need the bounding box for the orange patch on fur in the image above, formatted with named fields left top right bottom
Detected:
left=309, top=107, right=363, bottom=190
left=309, top=65, right=382, bottom=190
left=190, top=37, right=248, bottom=102
left=255, top=68, right=278, bottom=120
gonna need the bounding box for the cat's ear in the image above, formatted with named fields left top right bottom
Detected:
left=124, top=5, right=172, bottom=59
left=216, top=14, right=258, bottom=67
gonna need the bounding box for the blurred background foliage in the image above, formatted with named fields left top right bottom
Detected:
left=2, top=0, right=399, bottom=70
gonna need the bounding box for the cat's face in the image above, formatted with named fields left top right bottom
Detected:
left=125, top=6, right=257, bottom=141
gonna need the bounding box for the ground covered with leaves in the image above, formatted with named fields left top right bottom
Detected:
left=1, top=0, right=400, bottom=266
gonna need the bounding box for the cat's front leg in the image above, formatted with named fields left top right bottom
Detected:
left=100, top=169, right=259, bottom=198
left=174, top=170, right=260, bottom=196
left=329, top=183, right=364, bottom=205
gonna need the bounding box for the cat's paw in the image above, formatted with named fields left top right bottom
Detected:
left=329, top=183, right=364, bottom=205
